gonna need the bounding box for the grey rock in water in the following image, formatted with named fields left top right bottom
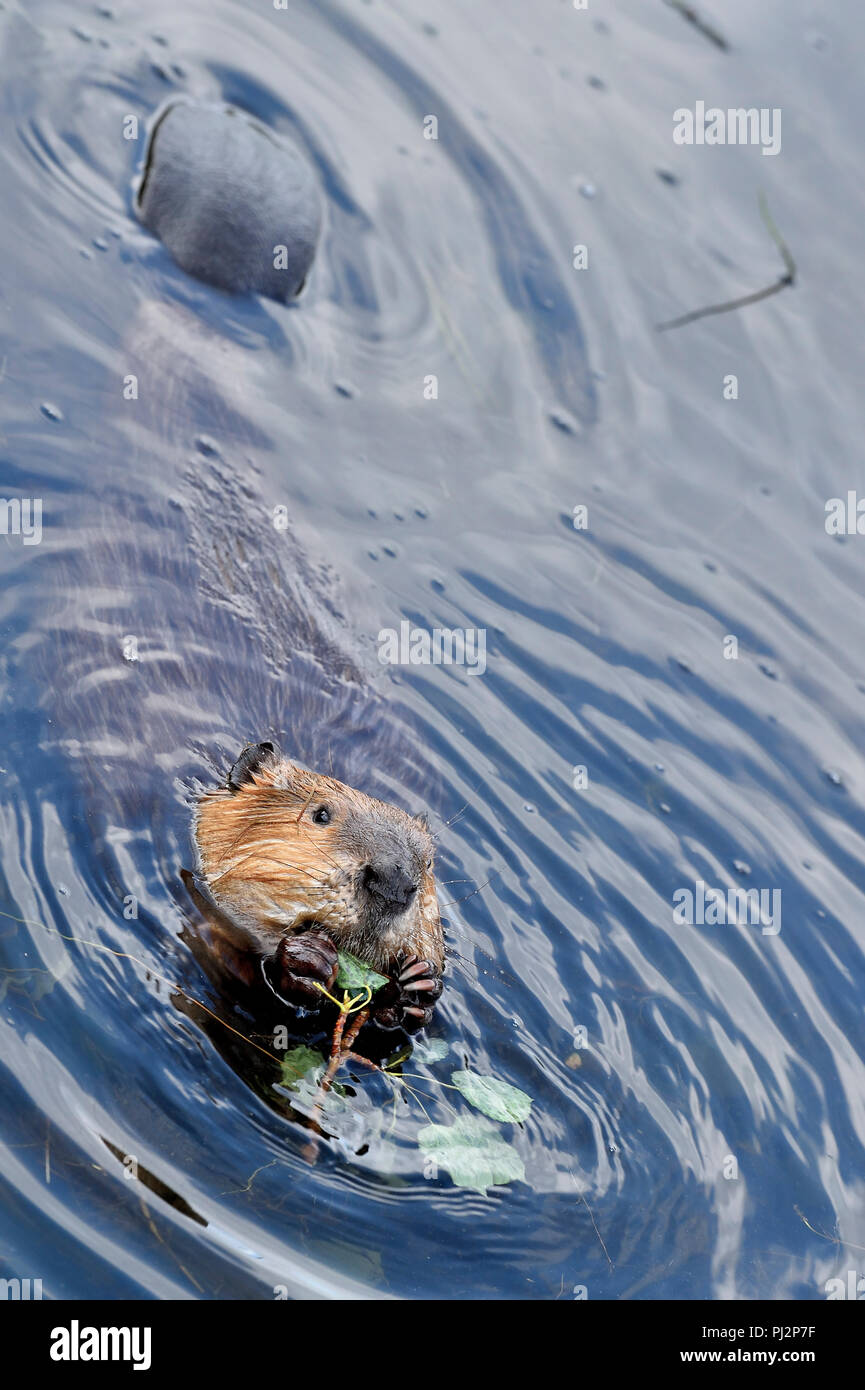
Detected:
left=136, top=101, right=321, bottom=301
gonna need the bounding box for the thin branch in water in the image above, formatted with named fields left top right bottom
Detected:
left=0, top=907, right=280, bottom=1064
left=663, top=0, right=728, bottom=51
left=758, top=190, right=796, bottom=280
left=569, top=1171, right=614, bottom=1271
left=657, top=193, right=796, bottom=332
left=303, top=1000, right=372, bottom=1158
left=581, top=1193, right=614, bottom=1271
left=342, top=1050, right=383, bottom=1073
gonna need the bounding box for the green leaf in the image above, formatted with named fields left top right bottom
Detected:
left=335, top=949, right=389, bottom=995
left=278, top=1045, right=323, bottom=1088
left=383, top=1040, right=413, bottom=1072
left=418, top=1116, right=525, bottom=1193
left=450, top=1070, right=533, bottom=1123
left=288, top=1075, right=350, bottom=1118
left=413, top=1039, right=450, bottom=1064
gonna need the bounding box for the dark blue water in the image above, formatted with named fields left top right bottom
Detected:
left=1, top=0, right=864, bottom=1300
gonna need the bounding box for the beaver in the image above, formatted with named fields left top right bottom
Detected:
left=193, top=740, right=445, bottom=1032
left=136, top=100, right=321, bottom=301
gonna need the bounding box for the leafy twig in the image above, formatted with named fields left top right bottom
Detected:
left=302, top=989, right=372, bottom=1158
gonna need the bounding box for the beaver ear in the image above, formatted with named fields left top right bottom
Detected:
left=227, top=741, right=279, bottom=792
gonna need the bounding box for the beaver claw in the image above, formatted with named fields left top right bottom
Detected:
left=373, top=954, right=443, bottom=1033
left=271, top=930, right=338, bottom=1006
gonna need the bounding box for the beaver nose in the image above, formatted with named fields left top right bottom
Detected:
left=363, top=861, right=418, bottom=913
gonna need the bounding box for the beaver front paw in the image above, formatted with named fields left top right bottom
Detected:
left=271, top=931, right=338, bottom=1007
left=373, top=954, right=443, bottom=1033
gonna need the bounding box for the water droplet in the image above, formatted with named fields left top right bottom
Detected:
left=57, top=883, right=70, bottom=896
left=334, top=381, right=356, bottom=399
left=579, top=181, right=597, bottom=200
left=656, top=168, right=680, bottom=186
left=523, top=802, right=537, bottom=814
left=824, top=769, right=844, bottom=788
left=92, top=237, right=109, bottom=252
left=733, top=860, right=751, bottom=876
left=40, top=402, right=63, bottom=422
left=654, top=763, right=665, bottom=774
left=758, top=663, right=778, bottom=680
left=587, top=75, right=606, bottom=91
left=659, top=802, right=671, bottom=815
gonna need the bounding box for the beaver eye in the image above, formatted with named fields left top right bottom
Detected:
left=311, top=805, right=331, bottom=826
left=426, top=858, right=433, bottom=870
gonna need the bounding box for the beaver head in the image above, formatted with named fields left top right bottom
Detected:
left=194, top=742, right=443, bottom=976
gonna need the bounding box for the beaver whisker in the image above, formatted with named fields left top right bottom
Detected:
left=296, top=824, right=343, bottom=877
left=207, top=814, right=290, bottom=872
left=430, top=779, right=485, bottom=838
left=208, top=848, right=331, bottom=887
left=209, top=808, right=321, bottom=864
left=439, top=879, right=491, bottom=908
left=244, top=851, right=333, bottom=885
left=443, top=943, right=523, bottom=993
left=210, top=817, right=263, bottom=867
